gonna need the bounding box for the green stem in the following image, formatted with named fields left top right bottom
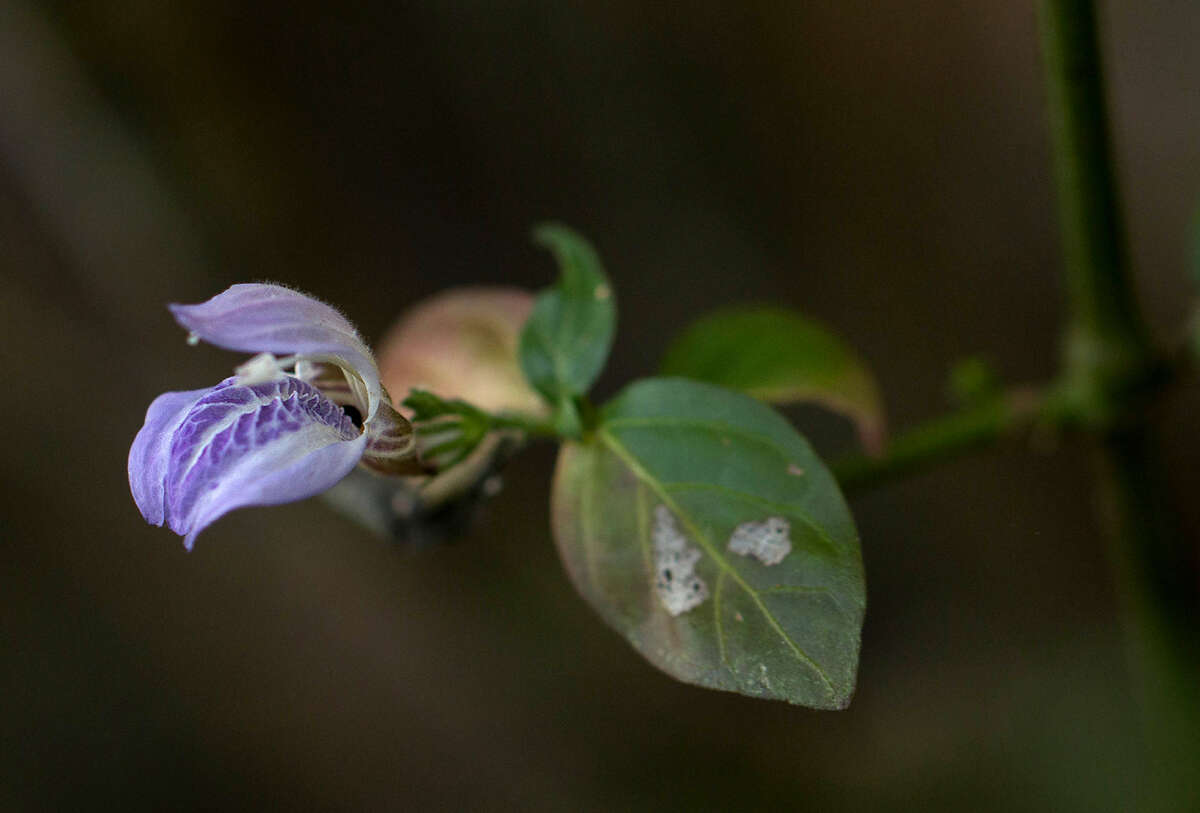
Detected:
left=1038, top=0, right=1149, bottom=420
left=1096, top=426, right=1200, bottom=810
left=837, top=7, right=1200, bottom=802
left=832, top=390, right=1043, bottom=492
left=1040, top=0, right=1139, bottom=340
left=1038, top=1, right=1198, bottom=806
left=487, top=410, right=562, bottom=439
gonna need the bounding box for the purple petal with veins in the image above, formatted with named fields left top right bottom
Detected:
left=130, top=376, right=366, bottom=549
left=128, top=386, right=213, bottom=527
left=168, top=283, right=383, bottom=421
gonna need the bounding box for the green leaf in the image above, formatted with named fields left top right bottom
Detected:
left=661, top=307, right=885, bottom=454
left=551, top=377, right=865, bottom=708
left=518, top=224, right=616, bottom=409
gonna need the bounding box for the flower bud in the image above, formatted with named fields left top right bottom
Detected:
left=377, top=287, right=546, bottom=417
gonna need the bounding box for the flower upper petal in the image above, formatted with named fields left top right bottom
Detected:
left=168, top=283, right=384, bottom=422
left=159, top=376, right=366, bottom=548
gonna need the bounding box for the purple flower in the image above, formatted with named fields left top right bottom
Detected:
left=128, top=283, right=415, bottom=548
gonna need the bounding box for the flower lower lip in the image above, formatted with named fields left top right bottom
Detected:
left=131, top=375, right=367, bottom=548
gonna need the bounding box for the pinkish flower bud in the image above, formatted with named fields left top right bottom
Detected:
left=377, top=287, right=547, bottom=417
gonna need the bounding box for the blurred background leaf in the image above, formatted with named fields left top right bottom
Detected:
left=661, top=306, right=886, bottom=453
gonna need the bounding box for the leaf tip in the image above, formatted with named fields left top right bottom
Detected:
left=530, top=220, right=580, bottom=251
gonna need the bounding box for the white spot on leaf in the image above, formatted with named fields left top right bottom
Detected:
left=652, top=505, right=709, bottom=616
left=727, top=517, right=792, bottom=566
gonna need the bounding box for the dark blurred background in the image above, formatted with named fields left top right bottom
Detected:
left=3, top=1, right=1199, bottom=809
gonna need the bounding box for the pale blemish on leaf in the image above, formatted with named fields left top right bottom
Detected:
left=652, top=504, right=709, bottom=616
left=787, top=463, right=805, bottom=477
left=727, top=517, right=792, bottom=566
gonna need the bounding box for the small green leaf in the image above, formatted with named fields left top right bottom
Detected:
left=519, top=224, right=616, bottom=409
left=402, top=389, right=492, bottom=469
left=661, top=307, right=885, bottom=453
left=551, top=377, right=865, bottom=708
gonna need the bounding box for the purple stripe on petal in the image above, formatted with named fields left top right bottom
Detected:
left=158, top=376, right=365, bottom=548
left=168, top=283, right=383, bottom=421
